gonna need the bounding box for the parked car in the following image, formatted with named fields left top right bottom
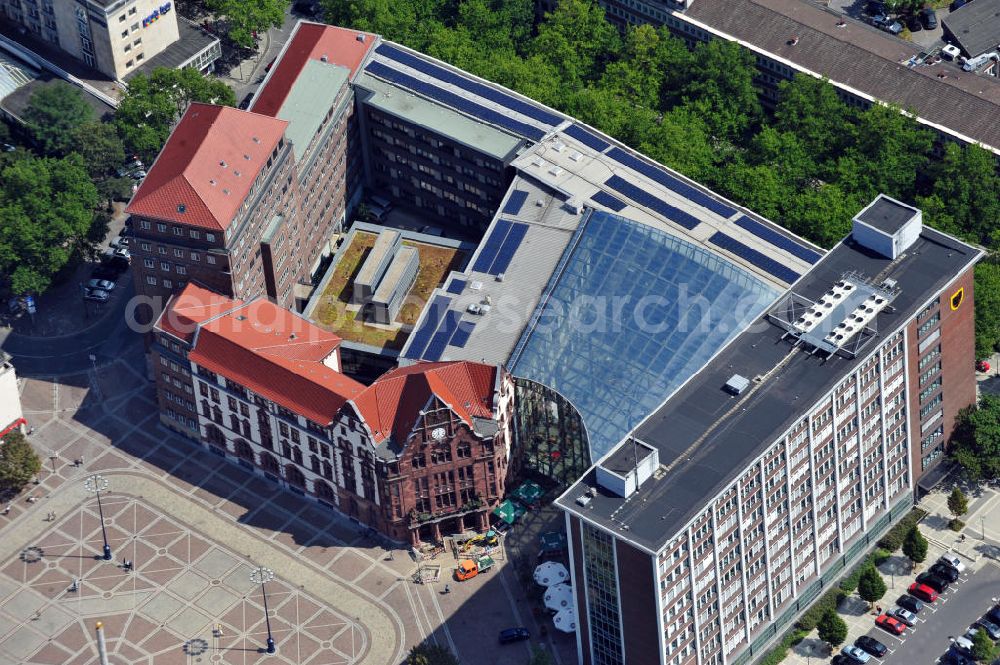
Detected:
left=239, top=92, right=254, bottom=110
left=100, top=252, right=130, bottom=273
left=83, top=288, right=110, bottom=303
left=939, top=553, right=966, bottom=573
left=112, top=246, right=131, bottom=262
left=952, top=635, right=975, bottom=656
left=916, top=571, right=950, bottom=593
left=897, top=594, right=924, bottom=613
left=866, top=0, right=887, bottom=14
left=987, top=604, right=1000, bottom=624
left=890, top=606, right=917, bottom=626
left=922, top=7, right=938, bottom=29
left=977, top=359, right=992, bottom=372
left=855, top=635, right=888, bottom=658
left=930, top=562, right=960, bottom=582
left=86, top=278, right=116, bottom=292
left=943, top=652, right=974, bottom=665
left=498, top=627, right=530, bottom=644
left=905, top=13, right=923, bottom=31
left=950, top=0, right=967, bottom=10
left=871, top=14, right=904, bottom=34
left=975, top=618, right=1000, bottom=640
left=908, top=582, right=939, bottom=602
left=1, top=143, right=15, bottom=152
left=841, top=645, right=871, bottom=663
left=875, top=613, right=906, bottom=634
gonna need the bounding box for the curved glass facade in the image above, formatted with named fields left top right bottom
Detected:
left=513, top=377, right=591, bottom=492
left=510, top=210, right=780, bottom=459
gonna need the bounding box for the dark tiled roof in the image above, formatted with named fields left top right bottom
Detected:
left=942, top=0, right=1000, bottom=57
left=684, top=0, right=1000, bottom=152
left=126, top=18, right=219, bottom=80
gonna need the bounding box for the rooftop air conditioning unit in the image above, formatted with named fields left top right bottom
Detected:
left=496, top=273, right=505, bottom=282
left=576, top=494, right=593, bottom=508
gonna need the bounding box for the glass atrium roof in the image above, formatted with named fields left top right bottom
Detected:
left=509, top=210, right=781, bottom=459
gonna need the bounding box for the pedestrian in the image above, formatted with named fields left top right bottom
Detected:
left=215, top=624, right=224, bottom=637
left=69, top=578, right=79, bottom=592
left=443, top=584, right=451, bottom=594
left=3, top=504, right=10, bottom=515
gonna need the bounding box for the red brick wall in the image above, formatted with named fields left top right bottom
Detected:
left=616, top=539, right=661, bottom=665
left=568, top=516, right=593, bottom=665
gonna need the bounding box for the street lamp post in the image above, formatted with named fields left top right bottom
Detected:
left=84, top=475, right=112, bottom=561
left=250, top=566, right=276, bottom=654
left=982, top=514, right=987, bottom=541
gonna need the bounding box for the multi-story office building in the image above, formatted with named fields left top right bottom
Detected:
left=557, top=196, right=982, bottom=665
left=0, top=0, right=219, bottom=80
left=153, top=282, right=514, bottom=544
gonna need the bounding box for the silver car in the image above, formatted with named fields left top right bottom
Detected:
left=86, top=278, right=116, bottom=292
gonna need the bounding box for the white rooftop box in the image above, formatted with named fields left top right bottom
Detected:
left=852, top=194, right=922, bottom=260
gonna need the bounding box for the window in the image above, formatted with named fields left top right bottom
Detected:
left=119, top=14, right=125, bottom=22
left=206, top=233, right=216, bottom=242
left=136, top=53, right=144, bottom=62
left=189, top=229, right=200, bottom=239
left=134, top=37, right=142, bottom=46
left=157, top=223, right=167, bottom=233
left=129, top=6, right=137, bottom=14
left=143, top=258, right=155, bottom=269
left=177, top=265, right=187, bottom=275
left=207, top=255, right=216, bottom=265
left=121, top=30, right=128, bottom=38
left=158, top=246, right=167, bottom=255
left=126, top=60, right=134, bottom=69
left=172, top=226, right=183, bottom=236
left=191, top=252, right=200, bottom=262
left=140, top=220, right=151, bottom=230
left=131, top=22, right=139, bottom=31
left=174, top=248, right=184, bottom=258
left=146, top=276, right=157, bottom=285
left=140, top=242, right=151, bottom=252
left=160, top=261, right=170, bottom=271
left=163, top=279, right=172, bottom=288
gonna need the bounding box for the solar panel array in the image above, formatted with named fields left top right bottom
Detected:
left=406, top=295, right=452, bottom=358
left=450, top=320, right=476, bottom=348
left=446, top=279, right=466, bottom=294
left=563, top=124, right=610, bottom=152
left=604, top=175, right=701, bottom=230
left=708, top=231, right=801, bottom=284
left=375, top=44, right=563, bottom=128
left=503, top=190, right=529, bottom=216
left=590, top=191, right=627, bottom=212
left=366, top=61, right=546, bottom=141
left=471, top=220, right=528, bottom=275
left=607, top=147, right=736, bottom=219
left=424, top=309, right=463, bottom=360
left=734, top=215, right=822, bottom=264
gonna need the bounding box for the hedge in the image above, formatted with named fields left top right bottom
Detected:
left=877, top=508, right=928, bottom=551
left=757, top=628, right=808, bottom=665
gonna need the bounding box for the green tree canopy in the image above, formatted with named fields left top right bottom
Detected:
left=531, top=0, right=620, bottom=87
left=528, top=645, right=556, bottom=665
left=23, top=81, right=95, bottom=157
left=857, top=565, right=888, bottom=607
left=71, top=121, right=126, bottom=181
left=948, top=486, right=969, bottom=519
left=677, top=39, right=762, bottom=142
left=405, top=642, right=460, bottom=665
left=902, top=525, right=928, bottom=565
left=817, top=607, right=847, bottom=646
left=971, top=626, right=999, bottom=663
left=951, top=394, right=1000, bottom=481
left=114, top=67, right=236, bottom=162
left=0, top=153, right=100, bottom=294
left=773, top=74, right=855, bottom=160
left=207, top=0, right=289, bottom=49
left=973, top=260, right=1000, bottom=359
left=0, top=431, right=42, bottom=492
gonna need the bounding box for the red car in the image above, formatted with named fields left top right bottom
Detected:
left=909, top=582, right=939, bottom=602
left=977, top=359, right=991, bottom=373
left=876, top=613, right=906, bottom=635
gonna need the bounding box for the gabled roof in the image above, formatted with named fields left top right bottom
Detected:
left=162, top=284, right=365, bottom=424
left=351, top=361, right=497, bottom=445
left=252, top=22, right=376, bottom=117
left=125, top=103, right=288, bottom=230
left=154, top=282, right=244, bottom=343
left=943, top=0, right=1000, bottom=58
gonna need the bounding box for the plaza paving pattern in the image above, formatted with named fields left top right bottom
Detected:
left=0, top=337, right=570, bottom=665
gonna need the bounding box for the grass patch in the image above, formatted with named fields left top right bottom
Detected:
left=310, top=232, right=465, bottom=350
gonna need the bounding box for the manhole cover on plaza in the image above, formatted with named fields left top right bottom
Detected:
left=184, top=639, right=209, bottom=656
left=102, top=592, right=113, bottom=599
left=20, top=547, right=43, bottom=563
left=210, top=579, right=221, bottom=586
left=157, top=548, right=167, bottom=555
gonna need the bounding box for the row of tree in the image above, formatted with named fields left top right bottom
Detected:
left=319, top=0, right=1000, bottom=358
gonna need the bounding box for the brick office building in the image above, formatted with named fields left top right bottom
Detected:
left=557, top=197, right=982, bottom=665
left=153, top=282, right=513, bottom=544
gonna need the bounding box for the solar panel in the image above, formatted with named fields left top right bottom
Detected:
left=734, top=215, right=822, bottom=264
left=708, top=231, right=801, bottom=284
left=489, top=222, right=528, bottom=275
left=374, top=44, right=563, bottom=127
left=605, top=175, right=700, bottom=231
left=503, top=190, right=529, bottom=216
left=472, top=220, right=513, bottom=273
left=424, top=309, right=463, bottom=360
left=607, top=147, right=735, bottom=219
left=590, top=191, right=627, bottom=212
left=446, top=279, right=467, bottom=294
left=406, top=295, right=451, bottom=358
left=563, top=124, right=609, bottom=152
left=365, top=61, right=546, bottom=141
left=450, top=320, right=476, bottom=348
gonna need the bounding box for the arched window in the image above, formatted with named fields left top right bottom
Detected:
left=204, top=424, right=225, bottom=447
left=314, top=480, right=335, bottom=501
left=259, top=451, right=279, bottom=474
left=234, top=439, right=255, bottom=463
left=285, top=464, right=306, bottom=488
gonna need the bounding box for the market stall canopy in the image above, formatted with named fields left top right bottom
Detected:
left=533, top=561, right=569, bottom=587
left=493, top=498, right=525, bottom=525
left=544, top=583, right=574, bottom=611
left=511, top=481, right=544, bottom=505
left=553, top=606, right=577, bottom=633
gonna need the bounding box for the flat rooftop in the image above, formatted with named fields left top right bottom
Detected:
left=856, top=195, right=918, bottom=234
left=558, top=225, right=982, bottom=552
left=684, top=0, right=1000, bottom=153
left=126, top=18, right=219, bottom=80
left=276, top=59, right=349, bottom=161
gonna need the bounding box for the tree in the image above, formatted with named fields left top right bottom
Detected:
left=0, top=153, right=100, bottom=294
left=676, top=39, right=762, bottom=142
left=951, top=394, right=1000, bottom=481
left=919, top=143, right=1000, bottom=244
left=22, top=81, right=95, bottom=156
left=71, top=121, right=126, bottom=181
left=528, top=646, right=555, bottom=665
left=114, top=67, right=236, bottom=162
left=531, top=0, right=621, bottom=88
left=973, top=260, right=1000, bottom=359
left=774, top=74, right=855, bottom=161
left=0, top=431, right=42, bottom=492
left=816, top=607, right=847, bottom=646
left=857, top=565, right=887, bottom=608
left=971, top=626, right=999, bottom=663
left=405, top=643, right=459, bottom=665
left=948, top=486, right=969, bottom=520
left=206, top=0, right=289, bottom=49
left=902, top=525, right=928, bottom=566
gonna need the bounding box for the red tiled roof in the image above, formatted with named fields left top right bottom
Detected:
left=252, top=22, right=376, bottom=117
left=126, top=103, right=288, bottom=230
left=154, top=283, right=244, bottom=343
left=162, top=284, right=364, bottom=424
left=352, top=361, right=497, bottom=444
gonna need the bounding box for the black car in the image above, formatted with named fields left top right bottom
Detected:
left=929, top=562, right=960, bottom=582
left=867, top=0, right=887, bottom=14
left=922, top=7, right=938, bottom=29
left=905, top=13, right=922, bottom=31
left=988, top=605, right=1000, bottom=624
left=855, top=635, right=888, bottom=657
left=896, top=594, right=924, bottom=613
left=498, top=627, right=530, bottom=644
left=916, top=571, right=950, bottom=593
left=944, top=653, right=974, bottom=665
left=239, top=92, right=254, bottom=110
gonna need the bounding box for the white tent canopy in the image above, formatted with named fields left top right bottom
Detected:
left=553, top=606, right=577, bottom=633
left=544, top=583, right=574, bottom=611
left=533, top=561, right=569, bottom=587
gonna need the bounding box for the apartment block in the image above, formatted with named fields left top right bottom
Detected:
left=557, top=197, right=981, bottom=665
left=153, top=283, right=514, bottom=544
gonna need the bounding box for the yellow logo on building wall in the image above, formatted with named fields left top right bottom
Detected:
left=951, top=287, right=964, bottom=310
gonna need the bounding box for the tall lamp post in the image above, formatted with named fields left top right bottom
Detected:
left=84, top=474, right=112, bottom=561
left=250, top=566, right=276, bottom=654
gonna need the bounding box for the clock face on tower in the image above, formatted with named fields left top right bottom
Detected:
left=431, top=427, right=446, bottom=441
